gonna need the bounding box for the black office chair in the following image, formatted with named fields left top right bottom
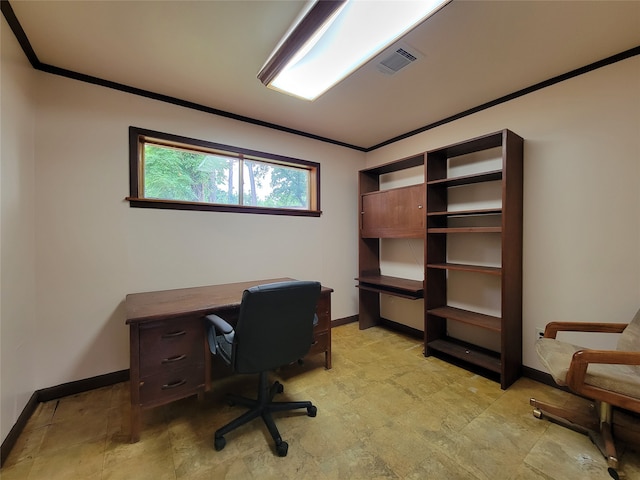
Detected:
left=205, top=280, right=321, bottom=457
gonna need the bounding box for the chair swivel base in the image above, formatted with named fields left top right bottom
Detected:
left=530, top=397, right=618, bottom=469
left=214, top=371, right=317, bottom=457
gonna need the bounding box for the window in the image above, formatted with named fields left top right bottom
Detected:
left=128, top=127, right=321, bottom=216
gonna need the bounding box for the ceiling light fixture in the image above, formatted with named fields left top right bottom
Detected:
left=257, top=0, right=450, bottom=101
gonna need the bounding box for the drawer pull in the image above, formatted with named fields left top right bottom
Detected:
left=161, top=379, right=187, bottom=390
left=162, top=330, right=186, bottom=338
left=162, top=354, right=187, bottom=364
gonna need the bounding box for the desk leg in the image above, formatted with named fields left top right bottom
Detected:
left=325, top=324, right=332, bottom=369
left=324, top=314, right=331, bottom=370
left=129, top=324, right=141, bottom=443
left=130, top=404, right=141, bottom=443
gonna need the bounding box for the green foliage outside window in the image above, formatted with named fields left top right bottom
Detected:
left=143, top=144, right=309, bottom=209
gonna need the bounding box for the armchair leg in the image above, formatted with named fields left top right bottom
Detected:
left=589, top=421, right=618, bottom=469
left=593, top=403, right=618, bottom=469
left=530, top=398, right=619, bottom=469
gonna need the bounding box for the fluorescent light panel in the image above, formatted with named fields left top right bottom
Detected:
left=258, top=0, right=449, bottom=101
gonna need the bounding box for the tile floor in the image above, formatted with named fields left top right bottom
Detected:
left=2, top=322, right=639, bottom=479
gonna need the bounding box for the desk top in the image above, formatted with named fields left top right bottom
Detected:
left=126, top=278, right=332, bottom=324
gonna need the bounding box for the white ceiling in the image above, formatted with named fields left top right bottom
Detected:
left=7, top=0, right=640, bottom=150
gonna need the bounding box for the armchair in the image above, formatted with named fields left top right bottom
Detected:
left=205, top=280, right=321, bottom=457
left=530, top=308, right=640, bottom=470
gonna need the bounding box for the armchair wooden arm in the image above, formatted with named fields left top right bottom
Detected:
left=543, top=322, right=628, bottom=339
left=566, top=349, right=640, bottom=413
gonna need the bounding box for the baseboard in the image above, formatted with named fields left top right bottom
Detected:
left=331, top=315, right=358, bottom=327
left=37, top=369, right=129, bottom=403
left=379, top=317, right=423, bottom=339
left=346, top=315, right=424, bottom=339
left=0, top=391, right=39, bottom=467
left=0, top=369, right=129, bottom=467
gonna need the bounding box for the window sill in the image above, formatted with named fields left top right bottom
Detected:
left=125, top=197, right=322, bottom=217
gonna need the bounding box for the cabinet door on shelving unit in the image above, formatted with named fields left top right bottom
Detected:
left=361, top=184, right=424, bottom=238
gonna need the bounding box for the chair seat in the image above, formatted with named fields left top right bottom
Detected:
left=537, top=338, right=640, bottom=399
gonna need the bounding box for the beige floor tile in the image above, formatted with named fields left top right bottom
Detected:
left=102, top=450, right=177, bottom=480
left=524, top=423, right=616, bottom=480
left=0, top=459, right=34, bottom=480
left=505, top=462, right=556, bottom=480
left=103, top=422, right=171, bottom=468
left=26, top=437, right=105, bottom=480
left=38, top=412, right=108, bottom=455
left=406, top=448, right=483, bottom=480
left=2, top=424, right=47, bottom=467
left=22, top=402, right=56, bottom=432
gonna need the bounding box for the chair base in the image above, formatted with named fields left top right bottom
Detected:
left=530, top=397, right=619, bottom=469
left=214, top=371, right=317, bottom=457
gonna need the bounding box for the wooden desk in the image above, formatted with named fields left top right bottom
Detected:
left=125, top=278, right=333, bottom=442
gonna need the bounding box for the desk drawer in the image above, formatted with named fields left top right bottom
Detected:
left=139, top=365, right=204, bottom=405
left=139, top=318, right=204, bottom=376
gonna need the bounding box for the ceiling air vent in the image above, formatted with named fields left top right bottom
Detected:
left=377, top=44, right=423, bottom=75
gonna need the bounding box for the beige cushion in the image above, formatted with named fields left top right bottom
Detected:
left=536, top=309, right=640, bottom=400
left=536, top=338, right=578, bottom=386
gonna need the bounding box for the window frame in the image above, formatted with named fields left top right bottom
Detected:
left=127, top=127, right=321, bottom=217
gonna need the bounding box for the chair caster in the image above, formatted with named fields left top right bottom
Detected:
left=307, top=405, right=317, bottom=417
left=276, top=440, right=288, bottom=457
left=269, top=381, right=284, bottom=398
left=530, top=398, right=543, bottom=419
left=214, top=436, right=226, bottom=451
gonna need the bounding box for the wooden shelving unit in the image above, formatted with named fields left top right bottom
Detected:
left=355, top=129, right=523, bottom=388
left=357, top=154, right=425, bottom=329
left=424, top=129, right=523, bottom=389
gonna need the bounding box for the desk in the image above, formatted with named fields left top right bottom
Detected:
left=125, top=278, right=333, bottom=442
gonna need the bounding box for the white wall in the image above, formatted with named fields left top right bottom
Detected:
left=1, top=16, right=38, bottom=443
left=366, top=55, right=640, bottom=371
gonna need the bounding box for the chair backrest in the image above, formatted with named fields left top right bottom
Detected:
left=232, top=280, right=321, bottom=374
left=617, top=308, right=640, bottom=353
